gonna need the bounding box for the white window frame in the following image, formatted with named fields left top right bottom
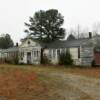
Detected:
left=49, top=49, right=52, bottom=58
left=52, top=49, right=56, bottom=58
left=57, top=49, right=60, bottom=57
left=33, top=50, right=39, bottom=58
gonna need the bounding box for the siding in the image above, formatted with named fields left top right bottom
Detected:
left=80, top=46, right=94, bottom=66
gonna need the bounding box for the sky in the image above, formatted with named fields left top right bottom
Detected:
left=0, top=0, right=100, bottom=43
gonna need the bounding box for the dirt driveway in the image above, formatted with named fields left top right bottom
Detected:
left=37, top=71, right=100, bottom=100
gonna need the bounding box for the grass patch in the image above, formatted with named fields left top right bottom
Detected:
left=0, top=64, right=99, bottom=99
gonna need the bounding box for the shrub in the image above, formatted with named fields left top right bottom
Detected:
left=59, top=50, right=73, bottom=65
left=13, top=55, right=19, bottom=64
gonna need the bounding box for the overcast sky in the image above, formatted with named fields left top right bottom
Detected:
left=0, top=0, right=100, bottom=43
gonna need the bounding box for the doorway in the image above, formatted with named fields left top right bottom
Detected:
left=27, top=52, right=31, bottom=64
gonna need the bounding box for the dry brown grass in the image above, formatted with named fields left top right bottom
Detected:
left=33, top=65, right=100, bottom=78
left=0, top=64, right=100, bottom=100
left=0, top=64, right=65, bottom=100
left=1, top=64, right=100, bottom=78
left=64, top=67, right=100, bottom=78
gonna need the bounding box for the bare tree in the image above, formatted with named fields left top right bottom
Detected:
left=68, top=25, right=89, bottom=39
left=92, top=22, right=100, bottom=36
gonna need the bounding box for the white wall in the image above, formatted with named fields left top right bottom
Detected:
left=44, top=48, right=81, bottom=65
left=20, top=39, right=40, bottom=47
left=19, top=39, right=42, bottom=64
left=69, top=48, right=78, bottom=59
left=69, top=48, right=81, bottom=65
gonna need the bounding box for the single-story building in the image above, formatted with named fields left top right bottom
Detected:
left=0, top=33, right=100, bottom=66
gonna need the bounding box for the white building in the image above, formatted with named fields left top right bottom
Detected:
left=18, top=37, right=82, bottom=65
left=0, top=34, right=100, bottom=66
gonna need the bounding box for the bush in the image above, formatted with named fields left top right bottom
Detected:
left=59, top=50, right=73, bottom=65
left=13, top=55, right=19, bottom=64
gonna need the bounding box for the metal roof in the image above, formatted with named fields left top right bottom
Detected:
left=45, top=38, right=89, bottom=48
left=21, top=36, right=90, bottom=48
left=0, top=47, right=19, bottom=53
left=0, top=38, right=90, bottom=53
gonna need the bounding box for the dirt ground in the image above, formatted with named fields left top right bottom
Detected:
left=0, top=64, right=100, bottom=100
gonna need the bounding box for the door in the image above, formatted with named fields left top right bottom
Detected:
left=94, top=52, right=100, bottom=65
left=94, top=46, right=100, bottom=65
left=27, top=52, right=31, bottom=64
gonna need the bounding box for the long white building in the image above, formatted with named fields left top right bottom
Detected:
left=0, top=33, right=100, bottom=66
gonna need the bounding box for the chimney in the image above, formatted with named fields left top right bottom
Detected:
left=16, top=42, right=19, bottom=47
left=89, top=32, right=92, bottom=39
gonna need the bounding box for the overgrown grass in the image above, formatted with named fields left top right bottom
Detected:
left=1, top=64, right=100, bottom=78
left=0, top=64, right=99, bottom=100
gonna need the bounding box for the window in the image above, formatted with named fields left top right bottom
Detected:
left=34, top=50, right=39, bottom=57
left=61, top=49, right=66, bottom=53
left=49, top=49, right=52, bottom=58
left=57, top=49, right=60, bottom=56
left=20, top=52, right=24, bottom=60
left=34, top=51, right=36, bottom=57
left=52, top=49, right=56, bottom=58
left=28, top=41, right=30, bottom=45
left=21, top=52, right=24, bottom=57
left=78, top=48, right=80, bottom=58
left=37, top=51, right=39, bottom=57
